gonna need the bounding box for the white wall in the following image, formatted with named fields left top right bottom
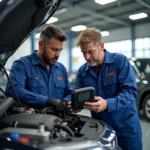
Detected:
left=135, top=22, right=150, bottom=38
left=58, top=41, right=69, bottom=71
left=5, top=22, right=150, bottom=71
left=5, top=37, right=69, bottom=71
left=102, top=22, right=150, bottom=42
left=5, top=37, right=31, bottom=69
left=103, top=27, right=131, bottom=42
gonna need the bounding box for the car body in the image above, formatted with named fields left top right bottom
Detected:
left=0, top=0, right=118, bottom=150
left=131, top=58, right=150, bottom=78
left=130, top=59, right=150, bottom=121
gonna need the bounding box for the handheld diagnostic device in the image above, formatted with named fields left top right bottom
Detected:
left=71, top=87, right=95, bottom=110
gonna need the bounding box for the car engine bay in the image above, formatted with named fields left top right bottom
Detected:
left=0, top=95, right=117, bottom=150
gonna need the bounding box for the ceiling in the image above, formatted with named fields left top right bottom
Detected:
left=49, top=0, right=150, bottom=37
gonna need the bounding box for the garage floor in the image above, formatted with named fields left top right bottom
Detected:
left=140, top=113, right=150, bottom=150
left=78, top=109, right=150, bottom=150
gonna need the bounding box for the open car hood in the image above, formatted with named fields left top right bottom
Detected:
left=0, top=0, right=63, bottom=70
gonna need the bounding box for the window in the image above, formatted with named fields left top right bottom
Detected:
left=135, top=37, right=150, bottom=58
left=105, top=40, right=132, bottom=58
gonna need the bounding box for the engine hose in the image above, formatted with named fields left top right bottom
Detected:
left=55, top=124, right=75, bottom=137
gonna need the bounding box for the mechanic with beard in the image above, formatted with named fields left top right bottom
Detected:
left=74, top=28, right=142, bottom=150
left=6, top=24, right=72, bottom=114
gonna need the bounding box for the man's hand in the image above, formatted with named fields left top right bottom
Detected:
left=84, top=96, right=108, bottom=113
left=46, top=98, right=70, bottom=118
left=67, top=101, right=71, bottom=109
left=46, top=98, right=66, bottom=112
left=67, top=101, right=81, bottom=113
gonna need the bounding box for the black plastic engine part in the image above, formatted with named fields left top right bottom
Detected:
left=0, top=114, right=62, bottom=131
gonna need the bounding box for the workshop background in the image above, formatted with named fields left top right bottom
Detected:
left=3, top=0, right=150, bottom=149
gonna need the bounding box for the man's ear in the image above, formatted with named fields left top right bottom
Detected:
left=39, top=40, right=44, bottom=49
left=100, top=42, right=104, bottom=49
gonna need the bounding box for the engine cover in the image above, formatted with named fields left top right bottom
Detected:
left=0, top=114, right=62, bottom=131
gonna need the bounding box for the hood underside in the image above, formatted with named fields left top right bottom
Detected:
left=0, top=0, right=63, bottom=70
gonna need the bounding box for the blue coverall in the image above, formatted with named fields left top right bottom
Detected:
left=6, top=51, right=73, bottom=108
left=75, top=49, right=142, bottom=150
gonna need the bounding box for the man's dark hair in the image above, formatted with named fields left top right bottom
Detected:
left=40, top=24, right=67, bottom=43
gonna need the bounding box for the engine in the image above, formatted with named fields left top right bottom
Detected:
left=0, top=105, right=86, bottom=142
left=0, top=98, right=117, bottom=150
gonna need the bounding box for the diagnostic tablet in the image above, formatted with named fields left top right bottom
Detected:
left=71, top=87, right=95, bottom=110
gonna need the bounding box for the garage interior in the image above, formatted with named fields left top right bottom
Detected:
left=1, top=0, right=150, bottom=149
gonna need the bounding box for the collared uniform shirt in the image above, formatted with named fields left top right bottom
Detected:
left=6, top=51, right=73, bottom=108
left=75, top=50, right=142, bottom=150
left=75, top=49, right=138, bottom=122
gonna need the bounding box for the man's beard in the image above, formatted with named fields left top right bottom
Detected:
left=88, top=62, right=98, bottom=67
left=42, top=51, right=58, bottom=65
left=87, top=59, right=100, bottom=67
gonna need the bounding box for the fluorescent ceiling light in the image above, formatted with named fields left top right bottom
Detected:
left=35, top=33, right=40, bottom=39
left=101, top=31, right=109, bottom=37
left=46, top=17, right=58, bottom=24
left=55, top=8, right=67, bottom=15
left=95, top=0, right=117, bottom=5
left=0, top=0, right=2, bottom=2
left=71, top=25, right=87, bottom=32
left=129, top=13, right=148, bottom=20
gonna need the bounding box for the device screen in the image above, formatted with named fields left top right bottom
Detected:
left=78, top=91, right=91, bottom=103
left=71, top=87, right=95, bottom=110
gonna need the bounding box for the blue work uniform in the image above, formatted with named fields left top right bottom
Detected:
left=75, top=49, right=142, bottom=150
left=6, top=51, right=73, bottom=108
